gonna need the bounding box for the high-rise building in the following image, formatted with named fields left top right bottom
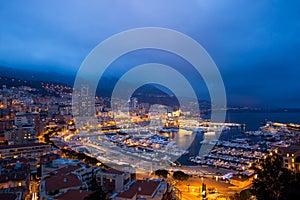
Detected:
left=14, top=112, right=43, bottom=136
left=15, top=124, right=36, bottom=144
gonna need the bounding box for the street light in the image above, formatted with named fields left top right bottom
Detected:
left=202, top=183, right=207, bottom=198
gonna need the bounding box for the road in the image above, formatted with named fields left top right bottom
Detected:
left=136, top=170, right=241, bottom=200
left=170, top=175, right=243, bottom=200
left=30, top=180, right=39, bottom=200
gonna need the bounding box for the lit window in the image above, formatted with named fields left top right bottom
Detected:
left=18, top=182, right=22, bottom=187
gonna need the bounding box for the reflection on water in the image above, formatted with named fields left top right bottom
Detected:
left=158, top=129, right=196, bottom=151
left=159, top=129, right=202, bottom=157
left=174, top=127, right=244, bottom=165
left=159, top=129, right=223, bottom=156
left=174, top=129, right=195, bottom=150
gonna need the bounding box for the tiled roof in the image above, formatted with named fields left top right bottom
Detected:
left=54, top=165, right=81, bottom=175
left=0, top=173, right=28, bottom=183
left=45, top=174, right=81, bottom=191
left=117, top=180, right=160, bottom=198
left=55, top=189, right=92, bottom=200
left=279, top=145, right=300, bottom=154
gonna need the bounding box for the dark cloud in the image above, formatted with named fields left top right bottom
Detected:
left=0, top=0, right=299, bottom=107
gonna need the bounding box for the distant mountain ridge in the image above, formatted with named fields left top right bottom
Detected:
left=0, top=66, right=75, bottom=86
left=2, top=66, right=299, bottom=111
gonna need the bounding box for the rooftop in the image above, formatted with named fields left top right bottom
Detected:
left=54, top=165, right=81, bottom=175
left=0, top=172, right=28, bottom=183
left=45, top=174, right=82, bottom=191
left=279, top=144, right=300, bottom=155
left=116, top=180, right=161, bottom=198
left=55, top=189, right=92, bottom=200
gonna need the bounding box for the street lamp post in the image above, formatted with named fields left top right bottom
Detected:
left=202, top=183, right=207, bottom=199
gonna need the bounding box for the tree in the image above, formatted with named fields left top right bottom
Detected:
left=285, top=172, right=300, bottom=199
left=239, top=189, right=251, bottom=200
left=84, top=187, right=106, bottom=200
left=251, top=153, right=298, bottom=200
left=155, top=169, right=169, bottom=178
left=230, top=192, right=241, bottom=200
left=44, top=134, right=50, bottom=143
left=173, top=171, right=189, bottom=181
left=85, top=175, right=107, bottom=200
left=229, top=190, right=251, bottom=200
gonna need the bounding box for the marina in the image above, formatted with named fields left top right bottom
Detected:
left=187, top=121, right=300, bottom=171
left=50, top=118, right=300, bottom=173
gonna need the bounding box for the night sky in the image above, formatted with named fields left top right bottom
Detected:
left=0, top=0, right=300, bottom=108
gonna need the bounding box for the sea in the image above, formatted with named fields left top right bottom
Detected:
left=222, top=110, right=300, bottom=131
left=176, top=110, right=300, bottom=166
